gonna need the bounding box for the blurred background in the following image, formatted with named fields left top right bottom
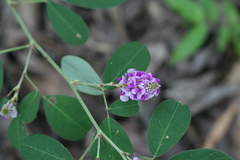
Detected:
left=1, top=0, right=240, bottom=159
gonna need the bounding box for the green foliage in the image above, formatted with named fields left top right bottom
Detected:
left=61, top=55, right=103, bottom=95
left=164, top=0, right=204, bottom=23
left=91, top=117, right=133, bottom=160
left=61, top=0, right=126, bottom=9
left=169, top=25, right=208, bottom=64
left=46, top=2, right=89, bottom=45
left=0, top=60, right=3, bottom=91
left=198, top=0, right=218, bottom=22
left=21, top=134, right=74, bottom=160
left=7, top=118, right=26, bottom=149
left=103, top=42, right=150, bottom=88
left=43, top=95, right=92, bottom=141
left=217, top=25, right=231, bottom=53
left=109, top=100, right=139, bottom=117
left=147, top=99, right=191, bottom=157
left=169, top=148, right=234, bottom=160
left=18, top=91, right=40, bottom=123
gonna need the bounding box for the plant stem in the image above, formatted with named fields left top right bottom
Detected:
left=9, top=0, right=47, bottom=4
left=102, top=89, right=109, bottom=117
left=25, top=74, right=38, bottom=91
left=10, top=47, right=32, bottom=102
left=79, top=134, right=98, bottom=160
left=0, top=44, right=30, bottom=54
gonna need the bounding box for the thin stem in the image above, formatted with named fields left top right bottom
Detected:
left=25, top=74, right=38, bottom=91
left=10, top=47, right=32, bottom=102
left=79, top=134, right=98, bottom=160
left=0, top=44, right=30, bottom=54
left=137, top=155, right=154, bottom=160
left=102, top=89, right=109, bottom=117
left=96, top=135, right=101, bottom=159
left=9, top=0, right=47, bottom=4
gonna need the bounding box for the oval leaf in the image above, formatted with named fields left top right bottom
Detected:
left=147, top=99, right=191, bottom=157
left=61, top=0, right=126, bottom=9
left=109, top=100, right=139, bottom=117
left=199, top=0, right=218, bottom=22
left=169, top=25, right=208, bottom=64
left=21, top=134, right=74, bottom=160
left=0, top=60, right=3, bottom=91
left=46, top=2, right=89, bottom=45
left=61, top=55, right=103, bottom=95
left=91, top=117, right=133, bottom=160
left=8, top=118, right=26, bottom=149
left=103, top=42, right=150, bottom=88
left=18, top=91, right=40, bottom=123
left=169, top=148, right=233, bottom=160
left=43, top=95, right=92, bottom=141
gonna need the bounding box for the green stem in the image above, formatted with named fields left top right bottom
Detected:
left=96, top=135, right=101, bottom=159
left=25, top=74, right=39, bottom=91
left=79, top=134, right=98, bottom=160
left=102, top=89, right=109, bottom=117
left=9, top=0, right=47, bottom=4
left=10, top=47, right=32, bottom=102
left=137, top=155, right=154, bottom=160
left=7, top=3, right=127, bottom=160
left=0, top=44, right=30, bottom=54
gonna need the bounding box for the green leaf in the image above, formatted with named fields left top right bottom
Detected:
left=18, top=91, right=40, bottom=123
left=61, top=55, right=103, bottom=95
left=223, top=0, right=239, bottom=27
left=61, top=0, right=126, bottom=9
left=21, top=134, right=74, bottom=160
left=91, top=117, right=133, bottom=160
left=109, top=100, right=139, bottom=117
left=0, top=97, right=8, bottom=108
left=103, top=42, right=150, bottom=88
left=8, top=118, right=26, bottom=149
left=0, top=60, right=3, bottom=91
left=169, top=148, right=234, bottom=160
left=216, top=25, right=231, bottom=52
left=46, top=2, right=89, bottom=45
left=199, top=0, right=218, bottom=22
left=163, top=0, right=204, bottom=23
left=43, top=95, right=92, bottom=141
left=169, top=24, right=208, bottom=64
left=147, top=99, right=191, bottom=157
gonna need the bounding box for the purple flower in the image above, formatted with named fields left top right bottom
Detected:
left=118, top=69, right=161, bottom=102
left=0, top=101, right=17, bottom=118
left=132, top=153, right=138, bottom=160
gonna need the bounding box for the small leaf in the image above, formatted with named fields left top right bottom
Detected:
left=61, top=0, right=126, bottom=9
left=169, top=24, right=208, bottom=64
left=216, top=25, right=231, bottom=52
left=0, top=60, right=3, bottom=91
left=61, top=55, right=103, bottom=95
left=109, top=100, right=139, bottom=117
left=0, top=97, right=8, bottom=108
left=18, top=91, right=40, bottom=123
left=147, top=99, right=191, bottom=157
left=43, top=95, right=92, bottom=141
left=223, top=0, right=239, bottom=26
left=169, top=148, right=234, bottom=160
left=163, top=0, right=204, bottom=23
left=8, top=118, right=26, bottom=149
left=103, top=42, right=150, bottom=88
left=91, top=117, right=133, bottom=160
left=21, top=134, right=74, bottom=160
left=46, top=2, right=89, bottom=45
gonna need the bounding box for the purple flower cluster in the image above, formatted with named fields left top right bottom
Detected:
left=0, top=101, right=17, bottom=118
left=118, top=69, right=161, bottom=102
